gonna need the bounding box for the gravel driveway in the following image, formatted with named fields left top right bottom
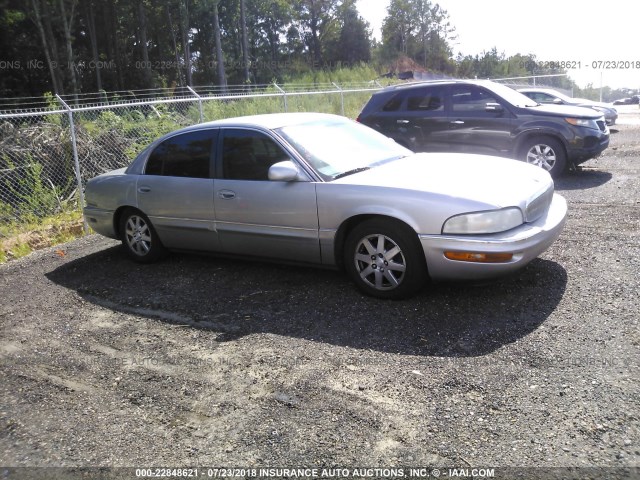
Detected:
left=1, top=121, right=639, bottom=480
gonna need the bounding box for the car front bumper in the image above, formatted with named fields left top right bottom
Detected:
left=419, top=193, right=567, bottom=281
left=569, top=132, right=610, bottom=164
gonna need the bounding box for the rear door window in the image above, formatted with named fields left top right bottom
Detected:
left=405, top=86, right=446, bottom=113
left=145, top=129, right=216, bottom=178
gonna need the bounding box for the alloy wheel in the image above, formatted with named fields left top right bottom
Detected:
left=526, top=144, right=557, bottom=171
left=353, top=233, right=407, bottom=291
left=124, top=214, right=152, bottom=256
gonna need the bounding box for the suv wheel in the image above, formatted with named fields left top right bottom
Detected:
left=520, top=136, right=566, bottom=178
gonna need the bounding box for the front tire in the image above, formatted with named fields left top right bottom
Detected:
left=344, top=219, right=427, bottom=299
left=119, top=208, right=166, bottom=263
left=520, top=136, right=567, bottom=178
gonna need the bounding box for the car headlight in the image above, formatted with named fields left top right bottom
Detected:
left=442, top=207, right=524, bottom=234
left=565, top=117, right=599, bottom=129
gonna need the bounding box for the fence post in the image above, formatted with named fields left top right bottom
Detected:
left=274, top=83, right=288, bottom=112
left=187, top=86, right=204, bottom=123
left=332, top=82, right=345, bottom=116
left=56, top=95, right=88, bottom=233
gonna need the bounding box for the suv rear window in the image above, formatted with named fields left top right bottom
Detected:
left=406, top=87, right=445, bottom=112
left=382, top=95, right=403, bottom=112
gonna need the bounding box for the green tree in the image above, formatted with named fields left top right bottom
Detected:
left=331, top=0, right=371, bottom=65
left=380, top=0, right=455, bottom=72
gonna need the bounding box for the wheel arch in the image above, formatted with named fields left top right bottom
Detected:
left=514, top=130, right=568, bottom=160
left=333, top=214, right=425, bottom=271
left=113, top=205, right=139, bottom=238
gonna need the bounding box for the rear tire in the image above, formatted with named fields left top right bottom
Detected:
left=520, top=136, right=567, bottom=178
left=119, top=208, right=167, bottom=263
left=344, top=219, right=427, bottom=299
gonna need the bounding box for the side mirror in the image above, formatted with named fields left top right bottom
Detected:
left=485, top=102, right=503, bottom=113
left=553, top=98, right=563, bottom=105
left=268, top=161, right=302, bottom=181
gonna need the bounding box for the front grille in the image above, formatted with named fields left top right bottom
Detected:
left=525, top=184, right=554, bottom=223
left=597, top=120, right=606, bottom=132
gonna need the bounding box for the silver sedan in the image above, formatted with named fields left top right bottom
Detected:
left=518, top=88, right=618, bottom=125
left=83, top=113, right=567, bottom=299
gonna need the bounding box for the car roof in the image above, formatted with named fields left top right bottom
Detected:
left=127, top=112, right=351, bottom=175
left=378, top=79, right=498, bottom=92
left=518, top=88, right=559, bottom=94
left=178, top=112, right=348, bottom=133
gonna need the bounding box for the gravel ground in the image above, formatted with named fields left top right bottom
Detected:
left=1, top=119, right=639, bottom=479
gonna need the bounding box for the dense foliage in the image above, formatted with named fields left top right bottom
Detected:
left=1, top=0, right=635, bottom=101
left=1, top=0, right=374, bottom=97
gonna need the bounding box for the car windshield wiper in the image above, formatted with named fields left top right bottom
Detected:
left=332, top=166, right=371, bottom=180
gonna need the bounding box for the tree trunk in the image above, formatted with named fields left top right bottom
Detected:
left=137, top=0, right=152, bottom=88
left=58, top=0, right=79, bottom=104
left=41, top=0, right=65, bottom=93
left=239, top=0, right=250, bottom=85
left=30, top=0, right=61, bottom=94
left=106, top=3, right=124, bottom=89
left=179, top=0, right=192, bottom=86
left=308, top=0, right=323, bottom=66
left=200, top=15, right=216, bottom=85
left=84, top=0, right=103, bottom=92
left=165, top=4, right=184, bottom=86
left=268, top=17, right=278, bottom=65
left=212, top=1, right=227, bottom=92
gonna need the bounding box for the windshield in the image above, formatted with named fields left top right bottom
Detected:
left=276, top=119, right=412, bottom=181
left=547, top=90, right=573, bottom=103
left=482, top=81, right=539, bottom=107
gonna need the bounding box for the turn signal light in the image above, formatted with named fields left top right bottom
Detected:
left=444, top=251, right=514, bottom=263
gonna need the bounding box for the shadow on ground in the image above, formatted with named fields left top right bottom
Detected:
left=47, top=245, right=567, bottom=358
left=555, top=168, right=612, bottom=190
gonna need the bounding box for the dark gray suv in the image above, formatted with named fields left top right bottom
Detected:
left=357, top=80, right=610, bottom=177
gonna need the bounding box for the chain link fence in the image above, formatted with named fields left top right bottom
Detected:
left=0, top=82, right=382, bottom=235
left=0, top=109, right=74, bottom=226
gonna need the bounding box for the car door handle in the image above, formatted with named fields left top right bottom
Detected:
left=218, top=190, right=236, bottom=199
left=138, top=186, right=151, bottom=193
left=397, top=119, right=410, bottom=124
left=450, top=120, right=465, bottom=125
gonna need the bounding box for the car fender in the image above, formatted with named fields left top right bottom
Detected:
left=316, top=184, right=481, bottom=266
left=512, top=123, right=572, bottom=156
left=85, top=170, right=138, bottom=210
left=83, top=170, right=139, bottom=236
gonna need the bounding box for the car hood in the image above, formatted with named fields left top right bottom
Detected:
left=332, top=153, right=552, bottom=210
left=524, top=103, right=602, bottom=119
left=573, top=98, right=615, bottom=109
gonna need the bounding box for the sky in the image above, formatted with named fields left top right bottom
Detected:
left=356, top=0, right=640, bottom=90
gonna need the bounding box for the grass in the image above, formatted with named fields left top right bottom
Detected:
left=0, top=210, right=86, bottom=264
